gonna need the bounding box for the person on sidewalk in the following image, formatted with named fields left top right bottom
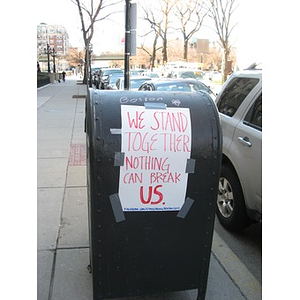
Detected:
left=62, top=71, right=66, bottom=82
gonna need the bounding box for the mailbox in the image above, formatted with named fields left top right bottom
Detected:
left=86, top=90, right=222, bottom=300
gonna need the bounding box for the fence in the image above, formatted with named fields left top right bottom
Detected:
left=37, top=72, right=50, bottom=88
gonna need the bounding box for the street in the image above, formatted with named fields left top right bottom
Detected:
left=37, top=78, right=262, bottom=300
left=214, top=218, right=262, bottom=284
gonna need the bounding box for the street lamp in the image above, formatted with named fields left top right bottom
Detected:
left=44, top=43, right=51, bottom=73
left=88, top=43, right=93, bottom=87
left=51, top=48, right=57, bottom=73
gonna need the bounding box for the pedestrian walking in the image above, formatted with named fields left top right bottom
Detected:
left=62, top=71, right=66, bottom=82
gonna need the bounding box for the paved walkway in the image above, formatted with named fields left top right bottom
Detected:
left=37, top=76, right=261, bottom=300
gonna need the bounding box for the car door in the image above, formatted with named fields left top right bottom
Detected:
left=217, top=77, right=261, bottom=154
left=228, top=92, right=262, bottom=213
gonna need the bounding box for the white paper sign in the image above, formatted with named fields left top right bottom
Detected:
left=118, top=105, right=192, bottom=211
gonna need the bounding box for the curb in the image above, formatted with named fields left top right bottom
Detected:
left=212, top=231, right=262, bottom=300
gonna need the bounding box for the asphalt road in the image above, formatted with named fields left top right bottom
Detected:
left=214, top=217, right=262, bottom=284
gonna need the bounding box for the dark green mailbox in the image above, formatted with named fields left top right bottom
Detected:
left=86, top=90, right=222, bottom=300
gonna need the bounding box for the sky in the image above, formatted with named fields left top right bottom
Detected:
left=36, top=0, right=225, bottom=53
left=35, top=0, right=264, bottom=69
left=37, top=0, right=141, bottom=53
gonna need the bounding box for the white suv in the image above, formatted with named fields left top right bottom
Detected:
left=215, top=65, right=262, bottom=231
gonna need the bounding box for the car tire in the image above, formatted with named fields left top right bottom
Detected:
left=216, top=165, right=252, bottom=231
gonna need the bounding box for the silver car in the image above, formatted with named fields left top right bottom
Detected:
left=115, top=76, right=152, bottom=90
left=215, top=65, right=262, bottom=231
left=139, top=78, right=216, bottom=101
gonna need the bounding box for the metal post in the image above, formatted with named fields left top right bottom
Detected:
left=124, top=0, right=131, bottom=90
left=51, top=48, right=57, bottom=73
left=45, top=44, right=51, bottom=73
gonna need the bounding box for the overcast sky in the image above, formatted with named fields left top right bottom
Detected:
left=36, top=0, right=264, bottom=69
left=36, top=0, right=227, bottom=54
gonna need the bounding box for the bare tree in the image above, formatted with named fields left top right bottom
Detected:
left=140, top=4, right=163, bottom=70
left=138, top=42, right=162, bottom=71
left=139, top=0, right=179, bottom=66
left=159, top=0, right=179, bottom=64
left=72, top=0, right=122, bottom=86
left=174, top=0, right=208, bottom=61
left=207, top=0, right=238, bottom=82
left=67, top=47, right=85, bottom=70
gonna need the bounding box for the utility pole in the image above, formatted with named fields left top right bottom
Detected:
left=124, top=0, right=131, bottom=90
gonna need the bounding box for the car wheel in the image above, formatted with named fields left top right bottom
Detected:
left=216, top=165, right=252, bottom=231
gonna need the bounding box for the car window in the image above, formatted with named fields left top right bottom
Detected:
left=131, top=79, right=146, bottom=89
left=217, top=77, right=259, bottom=117
left=244, top=93, right=262, bottom=131
left=191, top=82, right=210, bottom=93
left=175, top=84, right=192, bottom=91
left=156, top=84, right=173, bottom=91
left=180, top=72, right=197, bottom=79
left=109, top=75, right=122, bottom=85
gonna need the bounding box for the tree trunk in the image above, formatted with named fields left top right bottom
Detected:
left=183, top=38, right=188, bottom=61
left=222, top=49, right=230, bottom=83
left=162, top=37, right=168, bottom=64
left=151, top=35, right=159, bottom=70
left=82, top=49, right=88, bottom=85
left=162, top=10, right=168, bottom=64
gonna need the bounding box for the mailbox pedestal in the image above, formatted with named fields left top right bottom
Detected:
left=86, top=90, right=222, bottom=300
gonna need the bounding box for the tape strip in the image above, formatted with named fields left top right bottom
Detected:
left=110, top=128, right=122, bottom=134
left=185, top=158, right=196, bottom=173
left=144, top=102, right=166, bottom=109
left=177, top=197, right=194, bottom=219
left=114, top=152, right=125, bottom=166
left=109, top=194, right=125, bottom=223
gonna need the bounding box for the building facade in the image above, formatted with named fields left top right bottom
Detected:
left=37, top=23, right=69, bottom=56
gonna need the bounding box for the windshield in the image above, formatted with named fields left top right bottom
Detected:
left=193, top=70, right=206, bottom=80
left=91, top=68, right=100, bottom=74
left=145, top=73, right=159, bottom=78
left=155, top=82, right=211, bottom=93
left=120, top=78, right=150, bottom=90
left=131, top=79, right=148, bottom=89
left=179, top=71, right=197, bottom=79
left=103, top=69, right=123, bottom=76
left=109, top=74, right=123, bottom=85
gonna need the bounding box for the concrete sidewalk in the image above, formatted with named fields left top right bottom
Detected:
left=37, top=77, right=261, bottom=300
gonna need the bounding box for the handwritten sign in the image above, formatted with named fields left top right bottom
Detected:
left=118, top=105, right=192, bottom=211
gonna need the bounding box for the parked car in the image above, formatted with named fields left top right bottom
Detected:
left=215, top=64, right=262, bottom=231
left=166, top=69, right=213, bottom=89
left=142, top=71, right=160, bottom=78
left=138, top=78, right=216, bottom=101
left=130, top=70, right=141, bottom=76
left=91, top=67, right=101, bottom=75
left=115, top=76, right=152, bottom=90
left=166, top=69, right=197, bottom=79
left=191, top=70, right=214, bottom=89
left=99, top=68, right=124, bottom=89
left=106, top=73, right=124, bottom=90
left=208, top=71, right=222, bottom=82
